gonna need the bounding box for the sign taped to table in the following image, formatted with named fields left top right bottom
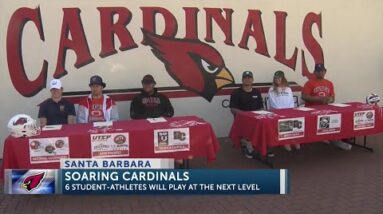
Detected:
left=317, top=114, right=341, bottom=135
left=91, top=133, right=130, bottom=158
left=29, top=137, right=69, bottom=164
left=154, top=128, right=190, bottom=153
left=278, top=117, right=305, bottom=140
left=354, top=110, right=375, bottom=130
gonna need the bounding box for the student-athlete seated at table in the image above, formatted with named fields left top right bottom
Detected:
left=230, top=71, right=274, bottom=158
left=302, top=63, right=352, bottom=150
left=38, top=79, right=76, bottom=127
left=77, top=75, right=119, bottom=123
left=130, top=74, right=174, bottom=119
left=267, top=70, right=300, bottom=151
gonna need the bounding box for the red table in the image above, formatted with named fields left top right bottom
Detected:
left=1, top=116, right=219, bottom=178
left=229, top=103, right=383, bottom=157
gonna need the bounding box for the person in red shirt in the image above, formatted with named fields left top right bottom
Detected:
left=301, top=64, right=351, bottom=150
left=302, top=63, right=335, bottom=106
left=77, top=75, right=119, bottom=123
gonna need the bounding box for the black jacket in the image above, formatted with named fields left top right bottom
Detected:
left=130, top=89, right=174, bottom=119
left=229, top=87, right=264, bottom=111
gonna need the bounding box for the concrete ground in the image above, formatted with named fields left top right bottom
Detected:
left=1, top=134, right=383, bottom=214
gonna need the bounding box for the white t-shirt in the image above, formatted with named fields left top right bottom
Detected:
left=267, top=87, right=295, bottom=110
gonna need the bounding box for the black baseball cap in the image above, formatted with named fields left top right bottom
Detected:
left=314, top=63, right=327, bottom=72
left=242, top=71, right=253, bottom=78
left=89, top=75, right=106, bottom=88
left=274, top=70, right=285, bottom=78
left=142, top=74, right=156, bottom=84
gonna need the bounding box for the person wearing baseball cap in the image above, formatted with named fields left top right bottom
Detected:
left=88, top=75, right=106, bottom=88
left=242, top=70, right=253, bottom=78
left=267, top=71, right=300, bottom=151
left=230, top=71, right=263, bottom=115
left=38, top=79, right=76, bottom=127
left=302, top=63, right=333, bottom=106
left=267, top=71, right=294, bottom=110
left=130, top=74, right=174, bottom=119
left=230, top=71, right=265, bottom=158
left=302, top=63, right=352, bottom=150
left=77, top=75, right=119, bottom=123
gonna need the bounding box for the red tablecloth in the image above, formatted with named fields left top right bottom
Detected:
left=229, top=103, right=383, bottom=156
left=1, top=116, right=219, bottom=178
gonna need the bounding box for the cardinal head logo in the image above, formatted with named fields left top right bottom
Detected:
left=21, top=172, right=46, bottom=192
left=142, top=29, right=235, bottom=102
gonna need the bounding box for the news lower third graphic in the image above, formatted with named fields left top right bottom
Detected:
left=4, top=159, right=289, bottom=195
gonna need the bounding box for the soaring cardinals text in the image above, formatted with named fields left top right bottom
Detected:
left=7, top=6, right=323, bottom=97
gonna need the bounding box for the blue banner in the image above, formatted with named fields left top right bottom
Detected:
left=4, top=169, right=288, bottom=195
left=60, top=169, right=288, bottom=195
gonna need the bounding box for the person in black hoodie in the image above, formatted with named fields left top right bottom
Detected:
left=130, top=74, right=174, bottom=119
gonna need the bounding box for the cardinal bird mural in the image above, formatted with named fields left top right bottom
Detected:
left=142, top=29, right=235, bottom=102
left=21, top=172, right=46, bottom=192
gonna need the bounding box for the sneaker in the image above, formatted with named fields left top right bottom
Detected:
left=294, top=144, right=301, bottom=150
left=244, top=149, right=255, bottom=159
left=240, top=145, right=252, bottom=158
left=267, top=151, right=275, bottom=158
left=284, top=145, right=292, bottom=151
left=240, top=139, right=249, bottom=147
left=331, top=141, right=352, bottom=150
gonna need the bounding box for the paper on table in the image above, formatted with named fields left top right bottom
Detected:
left=329, top=103, right=350, bottom=107
left=147, top=117, right=167, bottom=123
left=252, top=110, right=273, bottom=115
left=93, top=121, right=113, bottom=127
left=42, top=125, right=62, bottom=131
left=295, top=107, right=314, bottom=111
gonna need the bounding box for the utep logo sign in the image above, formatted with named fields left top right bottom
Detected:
left=9, top=170, right=56, bottom=194
left=6, top=4, right=324, bottom=101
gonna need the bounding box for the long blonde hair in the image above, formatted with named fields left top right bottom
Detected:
left=273, top=76, right=289, bottom=93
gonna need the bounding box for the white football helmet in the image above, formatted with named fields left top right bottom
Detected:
left=7, top=114, right=40, bottom=138
left=366, top=93, right=380, bottom=104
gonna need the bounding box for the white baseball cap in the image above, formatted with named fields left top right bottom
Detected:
left=49, top=79, right=62, bottom=90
